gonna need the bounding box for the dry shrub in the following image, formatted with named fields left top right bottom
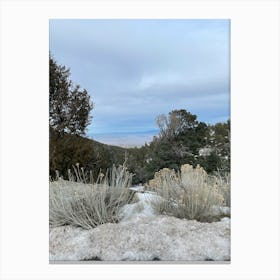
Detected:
left=150, top=164, right=227, bottom=222
left=49, top=164, right=135, bottom=229
left=213, top=172, right=230, bottom=207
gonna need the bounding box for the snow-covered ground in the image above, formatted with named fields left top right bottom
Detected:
left=49, top=186, right=230, bottom=261
left=50, top=216, right=230, bottom=261
left=120, top=190, right=161, bottom=221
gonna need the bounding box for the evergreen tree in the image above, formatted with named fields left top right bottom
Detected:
left=49, top=55, right=93, bottom=136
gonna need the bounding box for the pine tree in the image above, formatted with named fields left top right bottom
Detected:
left=49, top=55, right=93, bottom=136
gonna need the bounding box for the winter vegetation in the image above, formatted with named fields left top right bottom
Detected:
left=49, top=163, right=230, bottom=261
left=50, top=164, right=230, bottom=228
left=149, top=164, right=229, bottom=222
left=49, top=164, right=135, bottom=229
left=49, top=56, right=231, bottom=262
left=49, top=55, right=230, bottom=184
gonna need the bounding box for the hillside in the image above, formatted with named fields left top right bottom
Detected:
left=50, top=114, right=230, bottom=185
left=49, top=128, right=129, bottom=180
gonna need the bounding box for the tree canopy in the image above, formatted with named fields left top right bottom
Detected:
left=49, top=60, right=230, bottom=182
left=156, top=110, right=199, bottom=141
left=49, top=56, right=94, bottom=136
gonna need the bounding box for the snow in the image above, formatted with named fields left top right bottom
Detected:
left=211, top=206, right=231, bottom=216
left=129, top=185, right=145, bottom=192
left=119, top=190, right=162, bottom=221
left=49, top=215, right=230, bottom=261
left=50, top=187, right=230, bottom=262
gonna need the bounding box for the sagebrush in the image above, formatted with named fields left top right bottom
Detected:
left=49, top=164, right=134, bottom=229
left=149, top=164, right=229, bottom=222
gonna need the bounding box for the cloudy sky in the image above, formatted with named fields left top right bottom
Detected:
left=49, top=19, right=230, bottom=147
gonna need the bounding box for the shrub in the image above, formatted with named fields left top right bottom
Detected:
left=212, top=172, right=230, bottom=207
left=49, top=164, right=135, bottom=229
left=149, top=164, right=227, bottom=222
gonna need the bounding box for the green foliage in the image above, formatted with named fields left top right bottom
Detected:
left=49, top=56, right=113, bottom=181
left=50, top=127, right=106, bottom=180
left=155, top=110, right=230, bottom=175
left=206, top=120, right=230, bottom=173
left=123, top=110, right=230, bottom=184
left=49, top=98, right=230, bottom=184
left=156, top=109, right=199, bottom=140
left=49, top=55, right=93, bottom=136
left=140, top=110, right=209, bottom=181
left=49, top=56, right=229, bottom=191
left=197, top=152, right=222, bottom=173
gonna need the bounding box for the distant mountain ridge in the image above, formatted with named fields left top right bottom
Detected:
left=88, top=130, right=159, bottom=148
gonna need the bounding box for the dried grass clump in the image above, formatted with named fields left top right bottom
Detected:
left=213, top=172, right=230, bottom=207
left=150, top=164, right=227, bottom=222
left=49, top=164, right=135, bottom=229
left=148, top=168, right=179, bottom=190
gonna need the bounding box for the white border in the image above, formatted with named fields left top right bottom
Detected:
left=0, top=0, right=279, bottom=279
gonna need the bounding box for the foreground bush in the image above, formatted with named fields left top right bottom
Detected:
left=49, top=164, right=134, bottom=229
left=149, top=164, right=228, bottom=222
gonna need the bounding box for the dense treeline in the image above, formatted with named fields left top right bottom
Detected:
left=126, top=112, right=230, bottom=184
left=49, top=56, right=230, bottom=183
left=49, top=126, right=126, bottom=179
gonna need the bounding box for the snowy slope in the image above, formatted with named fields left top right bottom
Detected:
left=49, top=186, right=230, bottom=261
left=49, top=216, right=230, bottom=261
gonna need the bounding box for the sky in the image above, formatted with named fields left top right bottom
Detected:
left=49, top=19, right=230, bottom=147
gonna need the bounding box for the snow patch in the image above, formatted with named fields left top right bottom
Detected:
left=50, top=216, right=230, bottom=261
left=119, top=190, right=162, bottom=221
left=130, top=185, right=145, bottom=192
left=211, top=206, right=231, bottom=216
